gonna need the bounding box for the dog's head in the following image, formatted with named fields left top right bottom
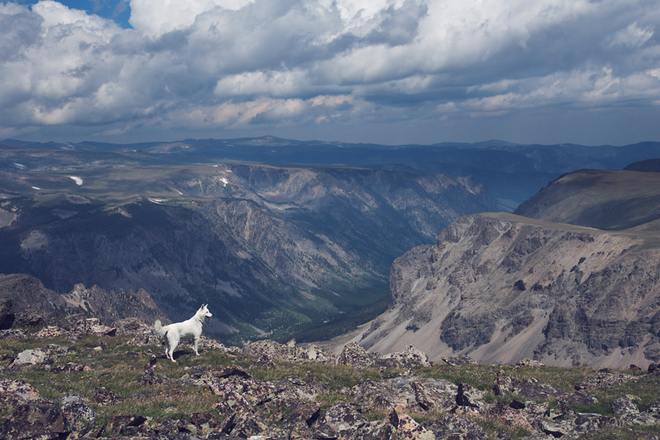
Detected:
left=199, top=304, right=212, bottom=320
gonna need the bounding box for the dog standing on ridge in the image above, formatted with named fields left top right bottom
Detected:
left=154, top=304, right=212, bottom=362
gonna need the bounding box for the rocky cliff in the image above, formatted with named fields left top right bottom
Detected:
left=353, top=212, right=660, bottom=369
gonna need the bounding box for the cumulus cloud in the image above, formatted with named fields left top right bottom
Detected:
left=1, top=0, right=660, bottom=144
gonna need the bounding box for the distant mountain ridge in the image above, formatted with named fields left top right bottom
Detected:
left=4, top=137, right=660, bottom=208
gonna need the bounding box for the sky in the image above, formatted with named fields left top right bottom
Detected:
left=1, top=0, right=660, bottom=146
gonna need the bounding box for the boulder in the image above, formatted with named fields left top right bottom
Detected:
left=391, top=413, right=432, bottom=440
left=316, top=401, right=367, bottom=438
left=60, top=394, right=95, bottom=436
left=10, top=348, right=48, bottom=368
left=348, top=379, right=408, bottom=412
left=356, top=419, right=397, bottom=440
left=456, top=382, right=488, bottom=410
left=0, top=379, right=47, bottom=406
left=337, top=342, right=377, bottom=369
left=379, top=345, right=431, bottom=369
left=412, top=381, right=456, bottom=412
left=0, top=297, right=14, bottom=329
left=0, top=404, right=68, bottom=440
left=421, top=415, right=488, bottom=439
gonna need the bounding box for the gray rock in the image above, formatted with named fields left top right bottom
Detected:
left=0, top=379, right=48, bottom=406
left=317, top=402, right=367, bottom=438
left=10, top=348, right=47, bottom=368
left=60, top=394, right=95, bottom=436
left=337, top=342, right=377, bottom=369
left=0, top=404, right=68, bottom=440
left=421, top=415, right=488, bottom=440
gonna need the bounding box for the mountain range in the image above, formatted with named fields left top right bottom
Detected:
left=2, top=137, right=660, bottom=355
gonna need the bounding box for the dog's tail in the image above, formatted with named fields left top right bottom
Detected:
left=154, top=319, right=166, bottom=337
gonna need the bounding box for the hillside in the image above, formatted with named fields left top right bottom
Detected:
left=0, top=157, right=495, bottom=342
left=514, top=169, right=660, bottom=230
left=1, top=319, right=659, bottom=439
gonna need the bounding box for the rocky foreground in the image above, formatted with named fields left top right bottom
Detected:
left=1, top=318, right=660, bottom=440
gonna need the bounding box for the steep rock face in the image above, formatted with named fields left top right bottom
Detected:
left=357, top=213, right=660, bottom=368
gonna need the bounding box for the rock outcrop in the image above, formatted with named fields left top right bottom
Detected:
left=1, top=321, right=660, bottom=439
left=0, top=273, right=165, bottom=328
left=354, top=212, right=660, bottom=369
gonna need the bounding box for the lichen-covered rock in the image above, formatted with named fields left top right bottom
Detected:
left=10, top=348, right=48, bottom=368
left=316, top=401, right=367, bottom=438
left=494, top=371, right=567, bottom=401
left=0, top=404, right=68, bottom=440
left=61, top=394, right=95, bottom=437
left=356, top=419, right=397, bottom=440
left=212, top=390, right=253, bottom=417
left=282, top=402, right=321, bottom=428
left=456, top=382, right=488, bottom=410
left=420, top=415, right=488, bottom=440
left=379, top=345, right=431, bottom=369
left=0, top=379, right=48, bottom=406
left=412, top=380, right=457, bottom=412
left=221, top=409, right=269, bottom=438
left=348, top=379, right=408, bottom=412
left=337, top=342, right=377, bottom=369
left=576, top=371, right=638, bottom=390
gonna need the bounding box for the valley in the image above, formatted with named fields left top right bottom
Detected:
left=0, top=141, right=496, bottom=342
left=3, top=137, right=660, bottom=363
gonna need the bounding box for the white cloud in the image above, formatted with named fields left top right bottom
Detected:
left=608, top=22, right=654, bottom=49
left=129, top=0, right=255, bottom=37
left=1, top=0, right=660, bottom=144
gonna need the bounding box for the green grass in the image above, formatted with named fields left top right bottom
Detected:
left=1, top=333, right=660, bottom=439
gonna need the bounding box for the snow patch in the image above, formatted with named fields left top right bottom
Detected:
left=69, top=176, right=83, bottom=185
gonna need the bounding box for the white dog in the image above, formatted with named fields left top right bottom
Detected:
left=154, top=304, right=212, bottom=362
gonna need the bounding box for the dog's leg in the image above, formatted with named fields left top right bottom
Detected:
left=194, top=336, right=200, bottom=356
left=168, top=334, right=180, bottom=363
